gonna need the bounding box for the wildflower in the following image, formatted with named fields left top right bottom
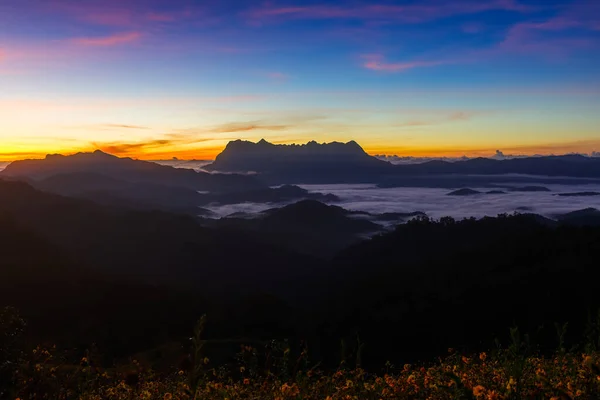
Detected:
left=203, top=357, right=210, bottom=365
left=240, top=366, right=246, bottom=373
left=473, top=385, right=485, bottom=397
left=163, top=394, right=173, bottom=400
left=462, top=356, right=470, bottom=364
left=243, top=378, right=250, bottom=385
left=506, top=377, right=516, bottom=391
left=479, top=352, right=487, bottom=361
left=178, top=370, right=184, bottom=376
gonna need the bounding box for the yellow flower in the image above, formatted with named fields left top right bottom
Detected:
left=473, top=385, right=485, bottom=397
left=203, top=357, right=210, bottom=365
left=178, top=370, right=184, bottom=376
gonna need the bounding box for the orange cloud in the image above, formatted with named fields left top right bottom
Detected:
left=212, top=122, right=290, bottom=133
left=71, top=32, right=142, bottom=47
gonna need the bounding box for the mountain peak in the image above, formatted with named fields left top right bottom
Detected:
left=206, top=139, right=392, bottom=183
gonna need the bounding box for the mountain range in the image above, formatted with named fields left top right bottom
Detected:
left=2, top=150, right=264, bottom=193
left=0, top=151, right=340, bottom=216
left=206, top=139, right=600, bottom=185
left=3, top=145, right=600, bottom=365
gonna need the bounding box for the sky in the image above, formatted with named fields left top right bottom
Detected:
left=0, top=0, right=599, bottom=161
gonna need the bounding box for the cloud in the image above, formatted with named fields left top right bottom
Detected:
left=93, top=139, right=174, bottom=154
left=499, top=3, right=600, bottom=57
left=71, top=31, right=142, bottom=46
left=246, top=1, right=532, bottom=24
left=212, top=121, right=290, bottom=133
left=203, top=183, right=600, bottom=222
left=102, top=124, right=150, bottom=130
left=92, top=132, right=216, bottom=156
left=362, top=54, right=444, bottom=72
left=46, top=0, right=202, bottom=28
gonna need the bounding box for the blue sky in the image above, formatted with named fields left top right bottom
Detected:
left=0, top=0, right=599, bottom=160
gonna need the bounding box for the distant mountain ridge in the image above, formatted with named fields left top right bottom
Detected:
left=206, top=139, right=600, bottom=184
left=2, top=150, right=264, bottom=193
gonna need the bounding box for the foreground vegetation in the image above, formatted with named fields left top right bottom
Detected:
left=4, top=312, right=600, bottom=400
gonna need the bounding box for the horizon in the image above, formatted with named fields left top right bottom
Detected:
left=1, top=0, right=599, bottom=160
left=1, top=137, right=600, bottom=164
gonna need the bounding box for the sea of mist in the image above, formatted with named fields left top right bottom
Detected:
left=203, top=183, right=600, bottom=220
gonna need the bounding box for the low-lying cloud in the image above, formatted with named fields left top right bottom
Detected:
left=203, top=183, right=600, bottom=222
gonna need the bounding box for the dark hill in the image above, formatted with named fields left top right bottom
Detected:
left=319, top=214, right=600, bottom=364
left=2, top=150, right=264, bottom=193
left=33, top=172, right=213, bottom=216
left=554, top=208, right=600, bottom=226
left=447, top=188, right=481, bottom=196
left=206, top=200, right=381, bottom=258
left=507, top=185, right=551, bottom=192
left=397, top=155, right=600, bottom=178
left=197, top=184, right=339, bottom=206
left=205, top=139, right=393, bottom=184
left=557, top=191, right=600, bottom=197
left=0, top=179, right=318, bottom=294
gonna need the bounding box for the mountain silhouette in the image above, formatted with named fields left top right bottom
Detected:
left=396, top=155, right=600, bottom=178
left=556, top=191, right=600, bottom=197
left=206, top=140, right=600, bottom=185
left=2, top=150, right=265, bottom=193
left=196, top=184, right=340, bottom=206
left=554, top=208, right=600, bottom=226
left=447, top=188, right=482, bottom=196
left=205, top=139, right=393, bottom=184
left=0, top=179, right=318, bottom=294
left=33, top=172, right=213, bottom=216
left=205, top=200, right=382, bottom=257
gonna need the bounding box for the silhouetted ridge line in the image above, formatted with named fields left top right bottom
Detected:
left=2, top=150, right=265, bottom=193
left=206, top=139, right=393, bottom=184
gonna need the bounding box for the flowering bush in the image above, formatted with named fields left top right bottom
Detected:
left=10, top=347, right=600, bottom=399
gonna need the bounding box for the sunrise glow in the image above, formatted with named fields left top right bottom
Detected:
left=1, top=0, right=599, bottom=160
